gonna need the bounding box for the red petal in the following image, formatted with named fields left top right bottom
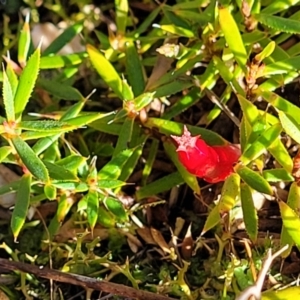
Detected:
left=172, top=126, right=241, bottom=183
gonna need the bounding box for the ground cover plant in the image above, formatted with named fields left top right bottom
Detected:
left=1, top=0, right=300, bottom=299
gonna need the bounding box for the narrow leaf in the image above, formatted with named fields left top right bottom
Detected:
left=2, top=69, right=15, bottom=121
left=104, top=197, right=128, bottom=222
left=219, top=6, right=248, bottom=70
left=86, top=190, right=99, bottom=230
left=240, top=184, right=258, bottom=242
left=255, top=13, right=300, bottom=34
left=43, top=22, right=84, bottom=55
left=11, top=174, right=32, bottom=241
left=87, top=44, right=124, bottom=99
left=218, top=174, right=240, bottom=214
left=235, top=164, right=273, bottom=195
left=14, top=47, right=40, bottom=120
left=279, top=199, right=300, bottom=248
left=11, top=136, right=49, bottom=182
left=18, top=13, right=31, bottom=66
left=279, top=111, right=300, bottom=144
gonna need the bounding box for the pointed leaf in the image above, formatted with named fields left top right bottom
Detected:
left=87, top=44, right=126, bottom=100
left=255, top=13, right=300, bottom=34
left=136, top=172, right=183, bottom=201
left=104, top=197, right=128, bottom=222
left=218, top=174, right=240, bottom=214
left=280, top=182, right=300, bottom=257
left=11, top=136, right=49, bottom=182
left=235, top=165, right=273, bottom=195
left=240, top=184, right=258, bottom=242
left=14, top=47, right=40, bottom=119
left=219, top=6, right=247, bottom=70
left=98, top=148, right=135, bottom=180
left=240, top=123, right=282, bottom=165
left=11, top=174, right=32, bottom=240
left=18, top=13, right=31, bottom=66
left=279, top=111, right=300, bottom=144
left=201, top=205, right=221, bottom=235
left=43, top=22, right=84, bottom=55
left=86, top=190, right=99, bottom=230
left=2, top=69, right=15, bottom=121
left=44, top=184, right=57, bottom=200
left=279, top=199, right=300, bottom=248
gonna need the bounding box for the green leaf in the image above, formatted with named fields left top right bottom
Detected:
left=97, top=204, right=116, bottom=227
left=14, top=46, right=40, bottom=120
left=113, top=117, right=134, bottom=157
left=19, top=120, right=74, bottom=132
left=43, top=161, right=78, bottom=181
left=98, top=148, right=136, bottom=180
left=67, top=113, right=113, bottom=127
left=263, top=169, right=294, bottom=182
left=280, top=182, right=300, bottom=257
left=43, top=22, right=84, bottom=55
left=2, top=69, right=15, bottom=121
left=150, top=80, right=193, bottom=98
left=11, top=173, right=32, bottom=241
left=201, top=205, right=221, bottom=235
left=44, top=184, right=57, bottom=200
left=240, top=123, right=282, bottom=165
left=240, top=184, right=258, bottom=242
left=115, top=0, right=128, bottom=34
left=259, top=90, right=300, bottom=123
left=56, top=193, right=74, bottom=222
left=87, top=44, right=125, bottom=100
left=219, top=6, right=247, bottom=70
left=98, top=179, right=127, bottom=189
left=40, top=52, right=88, bottom=69
left=235, top=165, right=273, bottom=195
left=237, top=95, right=259, bottom=126
left=213, top=56, right=245, bottom=96
left=279, top=199, right=300, bottom=248
left=6, top=62, right=19, bottom=97
left=18, top=13, right=31, bottom=66
left=51, top=181, right=88, bottom=192
left=125, top=42, right=145, bottom=96
left=279, top=111, right=300, bottom=144
left=56, top=155, right=87, bottom=172
left=0, top=146, right=12, bottom=162
left=164, top=141, right=200, bottom=194
left=11, top=136, right=49, bottom=182
left=262, top=286, right=300, bottom=300
left=268, top=138, right=293, bottom=172
left=157, top=24, right=195, bottom=38
left=142, top=139, right=159, bottom=185
left=143, top=118, right=226, bottom=145
left=163, top=87, right=202, bottom=120
left=131, top=92, right=155, bottom=112
left=86, top=190, right=99, bottom=230
left=37, top=78, right=84, bottom=101
left=255, top=41, right=275, bottom=62
left=254, top=13, right=300, bottom=34
left=104, top=197, right=128, bottom=222
left=218, top=174, right=240, bottom=214
left=136, top=172, right=184, bottom=201
left=263, top=56, right=300, bottom=75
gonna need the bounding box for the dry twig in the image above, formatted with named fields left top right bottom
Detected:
left=0, top=258, right=176, bottom=300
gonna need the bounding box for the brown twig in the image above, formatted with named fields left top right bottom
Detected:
left=0, top=258, right=176, bottom=300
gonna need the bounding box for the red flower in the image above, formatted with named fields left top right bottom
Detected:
left=171, top=126, right=241, bottom=183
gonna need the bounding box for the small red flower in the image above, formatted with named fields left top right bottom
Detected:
left=171, top=126, right=241, bottom=183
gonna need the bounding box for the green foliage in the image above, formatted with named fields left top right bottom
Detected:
left=2, top=0, right=300, bottom=299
